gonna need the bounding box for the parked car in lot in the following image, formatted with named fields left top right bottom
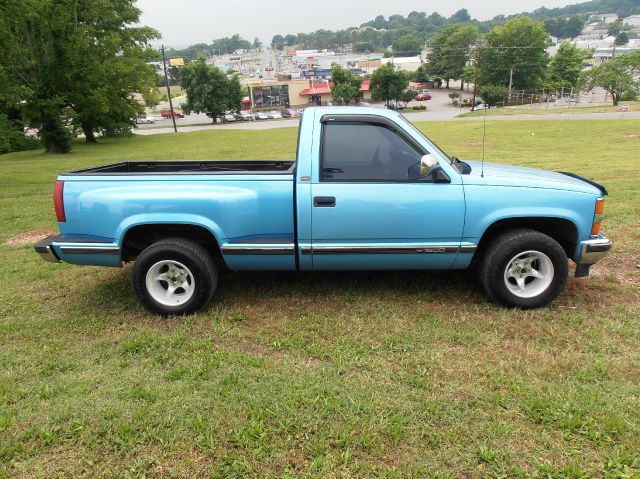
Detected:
left=236, top=111, right=254, bottom=121
left=268, top=111, right=283, bottom=119
left=415, top=92, right=431, bottom=101
left=135, top=116, right=155, bottom=125
left=255, top=112, right=270, bottom=120
left=161, top=109, right=184, bottom=119
left=281, top=108, right=298, bottom=118
left=387, top=100, right=405, bottom=111
left=355, top=102, right=371, bottom=107
left=35, top=106, right=611, bottom=315
left=221, top=114, right=237, bottom=123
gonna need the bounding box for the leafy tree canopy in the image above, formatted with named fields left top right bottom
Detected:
left=427, top=24, right=480, bottom=88
left=393, top=34, right=423, bottom=57
left=370, top=63, right=409, bottom=105
left=0, top=0, right=159, bottom=153
left=582, top=51, right=640, bottom=105
left=181, top=57, right=242, bottom=122
left=330, top=64, right=362, bottom=105
left=479, top=17, right=550, bottom=91
left=547, top=41, right=587, bottom=89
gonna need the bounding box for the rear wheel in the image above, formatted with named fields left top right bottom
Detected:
left=478, top=229, right=568, bottom=309
left=132, top=238, right=217, bottom=316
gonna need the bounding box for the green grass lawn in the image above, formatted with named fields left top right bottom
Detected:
left=1, top=121, right=639, bottom=478
left=459, top=102, right=640, bottom=118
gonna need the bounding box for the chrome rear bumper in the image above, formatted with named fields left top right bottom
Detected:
left=34, top=236, right=60, bottom=263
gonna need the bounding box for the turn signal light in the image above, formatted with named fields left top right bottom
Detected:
left=595, top=198, right=605, bottom=215
left=54, top=180, right=65, bottom=222
left=591, top=198, right=604, bottom=236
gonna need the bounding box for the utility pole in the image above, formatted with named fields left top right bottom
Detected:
left=508, top=68, right=513, bottom=103
left=471, top=45, right=481, bottom=111
left=160, top=45, right=178, bottom=133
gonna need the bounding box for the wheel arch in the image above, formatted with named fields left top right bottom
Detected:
left=472, top=216, right=579, bottom=265
left=120, top=222, right=226, bottom=267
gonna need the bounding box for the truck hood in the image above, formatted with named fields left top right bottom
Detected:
left=461, top=161, right=604, bottom=196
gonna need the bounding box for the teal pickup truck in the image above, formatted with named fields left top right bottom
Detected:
left=35, top=107, right=611, bottom=315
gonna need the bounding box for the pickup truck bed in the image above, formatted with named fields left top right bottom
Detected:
left=68, top=160, right=295, bottom=175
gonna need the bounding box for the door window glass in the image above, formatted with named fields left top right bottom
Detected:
left=321, top=122, right=424, bottom=181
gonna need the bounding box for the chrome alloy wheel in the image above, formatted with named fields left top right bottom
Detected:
left=503, top=250, right=554, bottom=299
left=145, top=260, right=195, bottom=306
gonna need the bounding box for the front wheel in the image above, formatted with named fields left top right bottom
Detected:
left=478, top=229, right=568, bottom=309
left=132, top=238, right=217, bottom=316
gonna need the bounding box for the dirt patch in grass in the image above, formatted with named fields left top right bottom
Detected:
left=590, top=252, right=640, bottom=287
left=5, top=229, right=54, bottom=246
left=624, top=133, right=640, bottom=139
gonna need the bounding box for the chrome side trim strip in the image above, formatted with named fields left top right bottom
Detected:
left=221, top=243, right=295, bottom=255
left=58, top=244, right=120, bottom=255
left=299, top=245, right=477, bottom=255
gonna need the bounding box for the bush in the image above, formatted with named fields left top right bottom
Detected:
left=411, top=105, right=426, bottom=110
left=0, top=114, right=40, bottom=154
left=477, top=84, right=508, bottom=106
left=619, top=91, right=638, bottom=101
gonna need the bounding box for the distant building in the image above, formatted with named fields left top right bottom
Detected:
left=246, top=79, right=372, bottom=109
left=588, top=13, right=619, bottom=24
left=356, top=59, right=383, bottom=74
left=623, top=15, right=640, bottom=28
left=380, top=56, right=422, bottom=72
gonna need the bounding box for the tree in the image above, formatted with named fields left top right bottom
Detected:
left=393, top=34, right=422, bottom=57
left=271, top=35, right=285, bottom=50
left=479, top=17, right=550, bottom=91
left=211, top=34, right=251, bottom=54
left=414, top=64, right=430, bottom=83
left=544, top=16, right=585, bottom=39
left=370, top=63, right=408, bottom=105
left=68, top=3, right=159, bottom=142
left=460, top=65, right=477, bottom=91
left=477, top=85, right=508, bottom=106
left=615, top=32, right=629, bottom=46
left=547, top=42, right=586, bottom=89
left=181, top=57, right=242, bottom=122
left=427, top=24, right=480, bottom=89
left=0, top=0, right=158, bottom=153
left=582, top=51, right=640, bottom=105
left=450, top=8, right=471, bottom=23
left=252, top=37, right=262, bottom=50
left=330, top=64, right=361, bottom=105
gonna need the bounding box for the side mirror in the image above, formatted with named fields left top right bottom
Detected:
left=420, top=154, right=440, bottom=176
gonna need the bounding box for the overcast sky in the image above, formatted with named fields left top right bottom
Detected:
left=137, top=0, right=578, bottom=47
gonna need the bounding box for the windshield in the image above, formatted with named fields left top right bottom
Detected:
left=397, top=115, right=454, bottom=167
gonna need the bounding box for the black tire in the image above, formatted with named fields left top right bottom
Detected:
left=478, top=229, right=568, bottom=309
left=132, top=237, right=217, bottom=316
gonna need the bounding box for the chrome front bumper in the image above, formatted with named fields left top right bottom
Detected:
left=34, top=236, right=60, bottom=263
left=577, top=234, right=612, bottom=265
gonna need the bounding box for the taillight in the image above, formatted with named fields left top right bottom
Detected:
left=54, top=180, right=66, bottom=222
left=591, top=198, right=604, bottom=236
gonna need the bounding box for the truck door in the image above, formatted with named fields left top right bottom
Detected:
left=308, top=115, right=465, bottom=270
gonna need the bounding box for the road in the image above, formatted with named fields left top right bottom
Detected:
left=135, top=88, right=640, bottom=136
